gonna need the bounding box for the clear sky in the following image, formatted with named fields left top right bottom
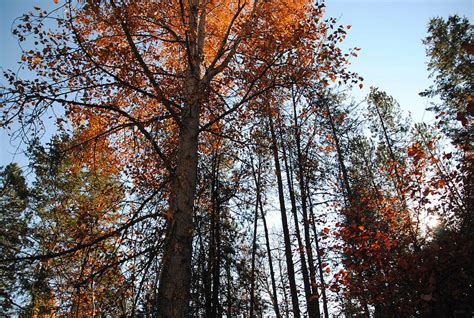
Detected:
left=325, top=0, right=472, bottom=121
left=0, top=0, right=472, bottom=167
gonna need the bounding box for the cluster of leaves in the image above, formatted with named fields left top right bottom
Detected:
left=323, top=15, right=472, bottom=315
left=1, top=136, right=130, bottom=316
left=0, top=0, right=471, bottom=316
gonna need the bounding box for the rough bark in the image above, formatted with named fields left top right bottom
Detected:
left=157, top=74, right=201, bottom=317
left=156, top=1, right=205, bottom=313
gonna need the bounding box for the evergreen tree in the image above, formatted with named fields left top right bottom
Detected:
left=0, top=163, right=31, bottom=315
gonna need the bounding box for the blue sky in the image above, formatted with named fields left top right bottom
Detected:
left=0, top=0, right=472, bottom=167
left=1, top=0, right=57, bottom=168
left=325, top=0, right=471, bottom=120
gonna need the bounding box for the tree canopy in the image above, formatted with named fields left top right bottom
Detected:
left=0, top=2, right=472, bottom=316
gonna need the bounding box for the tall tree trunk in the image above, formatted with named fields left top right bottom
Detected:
left=226, top=258, right=233, bottom=318
left=157, top=1, right=207, bottom=314
left=268, top=116, right=301, bottom=318
left=278, top=252, right=290, bottom=318
left=372, top=101, right=405, bottom=193
left=207, top=152, right=221, bottom=318
left=372, top=100, right=423, bottom=250
left=307, top=182, right=329, bottom=318
left=279, top=126, right=317, bottom=318
left=252, top=155, right=281, bottom=318
left=205, top=200, right=213, bottom=317
left=155, top=0, right=206, bottom=313
left=211, top=201, right=222, bottom=318
left=372, top=101, right=424, bottom=254
left=198, top=232, right=209, bottom=316
left=157, top=78, right=201, bottom=317
left=158, top=0, right=206, bottom=318
left=325, top=100, right=372, bottom=318
left=291, top=88, right=321, bottom=317
left=260, top=201, right=282, bottom=318
left=249, top=177, right=259, bottom=318
left=325, top=103, right=352, bottom=201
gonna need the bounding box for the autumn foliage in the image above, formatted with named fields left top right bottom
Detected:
left=0, top=1, right=472, bottom=317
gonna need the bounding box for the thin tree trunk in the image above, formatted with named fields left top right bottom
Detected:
left=372, top=101, right=405, bottom=193
left=325, top=100, right=372, bottom=318
left=280, top=128, right=317, bottom=318
left=291, top=88, right=321, bottom=317
left=252, top=155, right=281, bottom=318
left=260, top=202, right=282, bottom=318
left=212, top=208, right=222, bottom=318
left=307, top=182, right=329, bottom=318
left=198, top=232, right=208, bottom=316
left=326, top=103, right=352, bottom=201
left=249, top=179, right=259, bottom=318
left=268, top=116, right=301, bottom=318
left=210, top=152, right=222, bottom=318
left=372, top=101, right=422, bottom=249
left=205, top=197, right=214, bottom=317
left=226, top=258, right=232, bottom=318
left=278, top=252, right=290, bottom=318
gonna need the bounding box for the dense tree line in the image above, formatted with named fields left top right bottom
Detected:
left=0, top=1, right=472, bottom=317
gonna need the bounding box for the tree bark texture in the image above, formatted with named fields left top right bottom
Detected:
left=157, top=77, right=201, bottom=317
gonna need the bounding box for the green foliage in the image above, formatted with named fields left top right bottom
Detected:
left=420, top=15, right=473, bottom=146
left=27, top=136, right=129, bottom=316
left=29, top=136, right=124, bottom=254
left=0, top=163, right=31, bottom=315
left=1, top=136, right=129, bottom=315
left=366, top=87, right=411, bottom=151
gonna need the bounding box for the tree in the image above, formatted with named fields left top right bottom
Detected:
left=421, top=15, right=473, bottom=147
left=421, top=15, right=473, bottom=233
left=27, top=136, right=130, bottom=316
left=0, top=136, right=132, bottom=316
left=1, top=1, right=355, bottom=316
left=418, top=19, right=473, bottom=314
left=367, top=87, right=411, bottom=198
left=0, top=164, right=31, bottom=315
left=405, top=125, right=474, bottom=316
left=311, top=90, right=421, bottom=316
left=268, top=115, right=302, bottom=316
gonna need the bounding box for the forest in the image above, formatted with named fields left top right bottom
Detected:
left=0, top=0, right=472, bottom=317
